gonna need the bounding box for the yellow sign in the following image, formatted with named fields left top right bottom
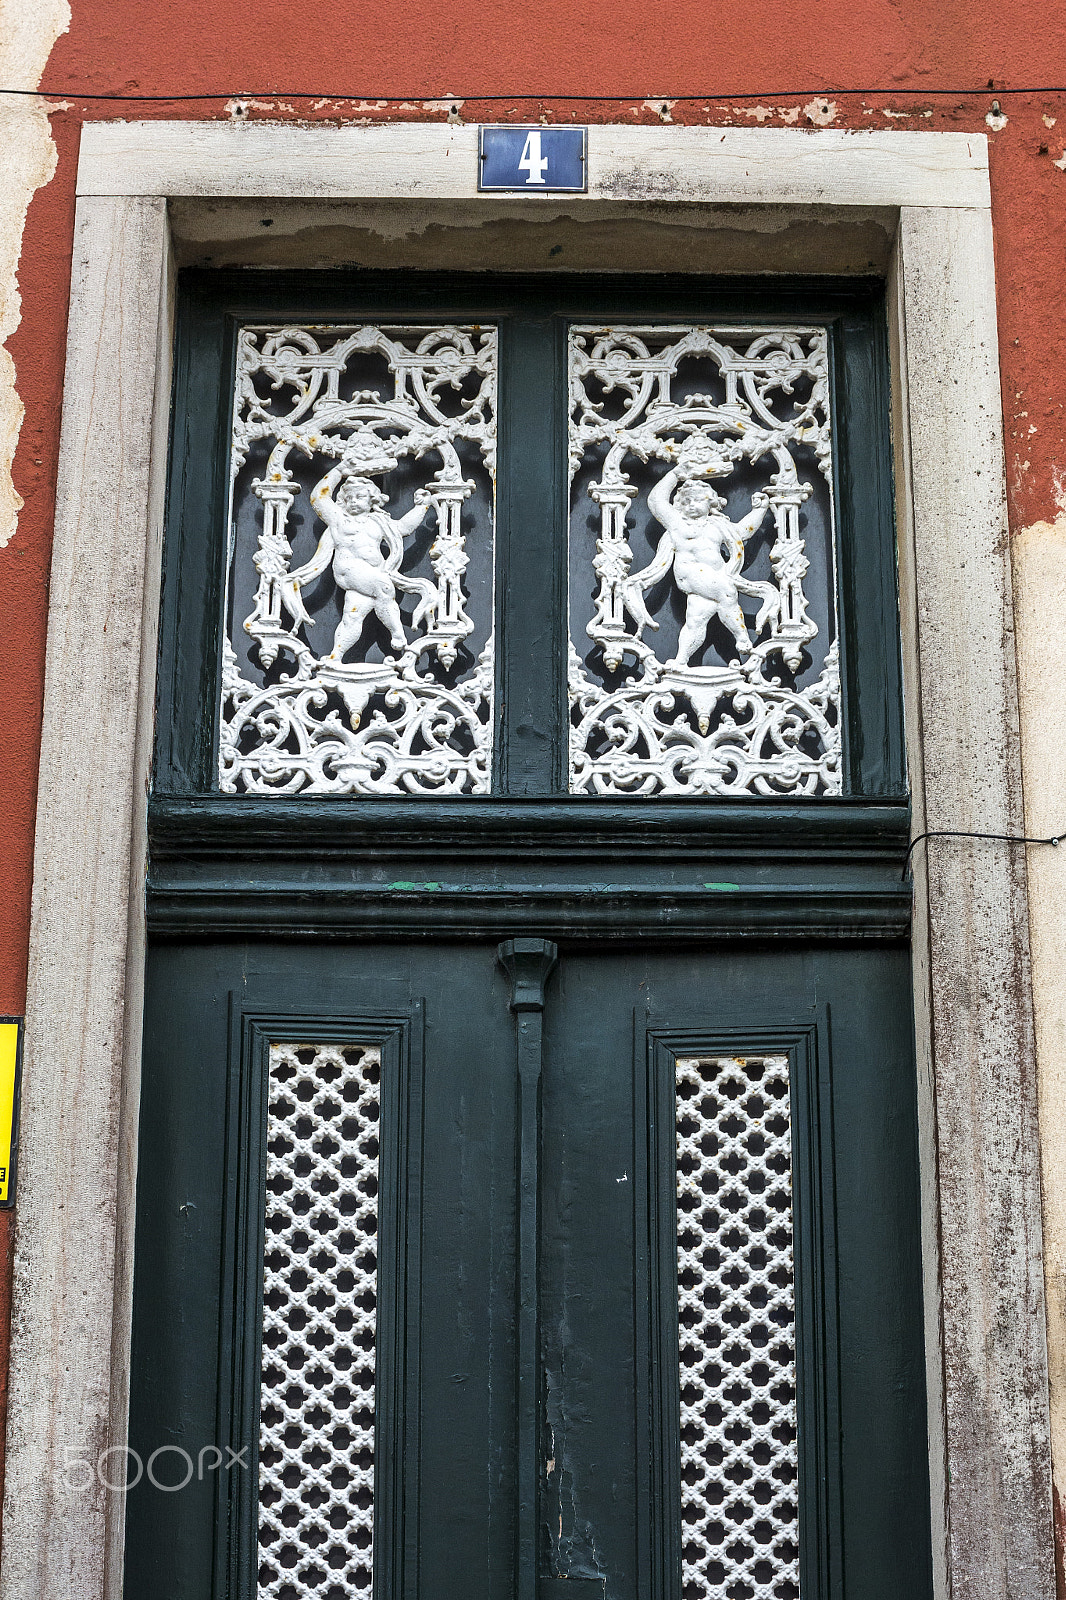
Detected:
left=0, top=1019, right=23, bottom=1207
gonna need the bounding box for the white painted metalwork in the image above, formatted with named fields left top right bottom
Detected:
left=675, top=1054, right=798, bottom=1600
left=569, top=326, right=841, bottom=796
left=259, top=1042, right=381, bottom=1598
left=221, top=325, right=496, bottom=795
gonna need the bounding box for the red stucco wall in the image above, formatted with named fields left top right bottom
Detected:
left=3, top=0, right=1066, bottom=1551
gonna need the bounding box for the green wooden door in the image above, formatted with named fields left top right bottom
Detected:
left=125, top=939, right=929, bottom=1600
left=125, top=268, right=929, bottom=1598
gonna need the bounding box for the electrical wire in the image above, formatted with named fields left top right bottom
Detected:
left=901, top=828, right=1062, bottom=882
left=0, top=84, right=1064, bottom=104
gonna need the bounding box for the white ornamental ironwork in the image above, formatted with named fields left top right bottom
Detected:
left=676, top=1054, right=799, bottom=1600
left=221, top=324, right=496, bottom=796
left=259, top=1041, right=381, bottom=1599
left=568, top=326, right=841, bottom=797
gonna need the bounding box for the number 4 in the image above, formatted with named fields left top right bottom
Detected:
left=519, top=131, right=549, bottom=186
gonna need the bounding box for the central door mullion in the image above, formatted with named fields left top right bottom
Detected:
left=499, top=938, right=559, bottom=1600
left=495, top=315, right=567, bottom=795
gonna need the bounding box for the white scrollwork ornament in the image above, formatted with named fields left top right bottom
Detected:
left=220, top=324, right=496, bottom=796
left=568, top=325, right=842, bottom=797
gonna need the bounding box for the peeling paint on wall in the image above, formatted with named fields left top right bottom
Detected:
left=0, top=0, right=69, bottom=1533
left=803, top=97, right=837, bottom=124
left=1012, top=506, right=1066, bottom=1594
left=0, top=0, right=70, bottom=551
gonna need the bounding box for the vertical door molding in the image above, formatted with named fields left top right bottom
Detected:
left=3, top=121, right=1054, bottom=1600
left=498, top=939, right=559, bottom=1600
left=0, top=195, right=173, bottom=1600
left=891, top=204, right=1054, bottom=1600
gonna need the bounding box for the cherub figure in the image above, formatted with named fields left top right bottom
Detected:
left=625, top=467, right=777, bottom=667
left=281, top=466, right=436, bottom=660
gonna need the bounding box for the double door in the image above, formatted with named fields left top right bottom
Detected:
left=129, top=266, right=928, bottom=1597
left=125, top=938, right=931, bottom=1600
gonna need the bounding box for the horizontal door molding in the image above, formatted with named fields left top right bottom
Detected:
left=146, top=881, right=911, bottom=943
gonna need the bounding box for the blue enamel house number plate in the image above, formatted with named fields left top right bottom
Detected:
left=478, top=125, right=587, bottom=193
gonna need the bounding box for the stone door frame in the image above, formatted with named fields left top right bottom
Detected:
left=1, top=120, right=1052, bottom=1600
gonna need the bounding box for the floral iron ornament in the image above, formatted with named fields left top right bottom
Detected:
left=220, top=324, right=496, bottom=796
left=568, top=326, right=841, bottom=797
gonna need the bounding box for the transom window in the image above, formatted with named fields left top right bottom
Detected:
left=198, top=275, right=900, bottom=805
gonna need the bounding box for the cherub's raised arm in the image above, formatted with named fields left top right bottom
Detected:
left=647, top=466, right=681, bottom=526
left=310, top=465, right=345, bottom=524
left=392, top=489, right=432, bottom=541
left=734, top=490, right=771, bottom=541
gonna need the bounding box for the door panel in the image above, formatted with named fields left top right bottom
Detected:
left=127, top=944, right=519, bottom=1600
left=540, top=948, right=929, bottom=1600
left=125, top=941, right=930, bottom=1600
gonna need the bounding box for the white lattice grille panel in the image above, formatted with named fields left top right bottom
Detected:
left=676, top=1054, right=799, bottom=1600
left=259, top=1042, right=381, bottom=1599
